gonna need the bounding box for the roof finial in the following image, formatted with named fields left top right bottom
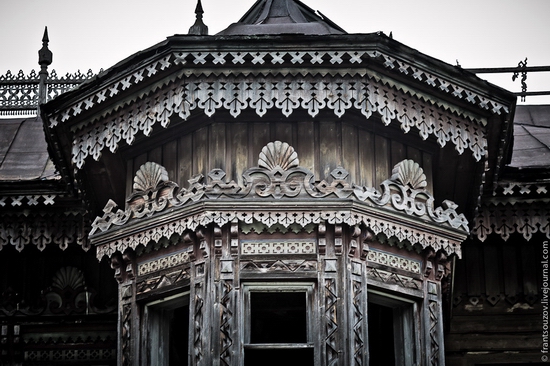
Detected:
left=38, top=26, right=53, bottom=110
left=188, top=0, right=208, bottom=36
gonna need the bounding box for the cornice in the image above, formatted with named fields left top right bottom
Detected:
left=91, top=142, right=468, bottom=259
left=46, top=46, right=509, bottom=129
left=64, top=73, right=489, bottom=169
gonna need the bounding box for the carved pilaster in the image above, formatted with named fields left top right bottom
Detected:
left=334, top=225, right=343, bottom=256
left=348, top=260, right=367, bottom=366
left=324, top=278, right=339, bottom=366
left=190, top=228, right=210, bottom=366
left=219, top=279, right=234, bottom=366
left=320, top=225, right=341, bottom=366
left=191, top=265, right=206, bottom=366
left=113, top=249, right=138, bottom=366
left=424, top=281, right=445, bottom=366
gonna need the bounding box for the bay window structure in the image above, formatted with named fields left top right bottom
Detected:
left=39, top=1, right=518, bottom=365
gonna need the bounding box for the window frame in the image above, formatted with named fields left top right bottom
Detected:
left=242, top=282, right=317, bottom=356
left=367, top=290, right=420, bottom=366
left=142, top=291, right=190, bottom=366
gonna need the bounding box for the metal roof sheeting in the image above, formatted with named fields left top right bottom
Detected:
left=510, top=105, right=550, bottom=169
left=0, top=117, right=58, bottom=181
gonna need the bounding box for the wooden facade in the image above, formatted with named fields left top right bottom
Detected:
left=1, top=1, right=547, bottom=365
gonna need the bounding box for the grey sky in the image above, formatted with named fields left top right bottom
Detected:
left=1, top=0, right=549, bottom=103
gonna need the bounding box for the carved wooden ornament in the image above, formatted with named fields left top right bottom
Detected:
left=91, top=141, right=468, bottom=259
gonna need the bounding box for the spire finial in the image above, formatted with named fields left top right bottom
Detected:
left=188, top=0, right=208, bottom=35
left=38, top=27, right=53, bottom=67
left=38, top=26, right=53, bottom=110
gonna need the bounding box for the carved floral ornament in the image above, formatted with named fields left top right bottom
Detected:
left=67, top=73, right=489, bottom=170
left=91, top=141, right=468, bottom=259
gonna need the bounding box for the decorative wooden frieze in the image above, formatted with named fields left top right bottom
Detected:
left=240, top=259, right=318, bottom=273
left=137, top=250, right=192, bottom=276
left=366, top=267, right=422, bottom=290
left=66, top=72, right=490, bottom=170
left=48, top=48, right=506, bottom=130
left=473, top=202, right=550, bottom=241
left=367, top=249, right=422, bottom=274
left=135, top=268, right=190, bottom=295
left=0, top=194, right=56, bottom=207
left=0, top=212, right=89, bottom=252
left=91, top=143, right=468, bottom=259
left=241, top=239, right=316, bottom=255
left=495, top=181, right=549, bottom=196
left=24, top=348, right=116, bottom=363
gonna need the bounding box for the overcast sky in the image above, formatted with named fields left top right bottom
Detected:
left=1, top=0, right=549, bottom=104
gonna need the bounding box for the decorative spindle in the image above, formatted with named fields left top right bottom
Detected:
left=188, top=0, right=208, bottom=36
left=37, top=27, right=53, bottom=110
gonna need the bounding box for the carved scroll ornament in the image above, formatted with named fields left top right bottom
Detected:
left=91, top=142, right=468, bottom=259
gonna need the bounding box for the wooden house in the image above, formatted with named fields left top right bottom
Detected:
left=0, top=0, right=547, bottom=365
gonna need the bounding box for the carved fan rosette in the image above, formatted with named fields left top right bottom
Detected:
left=127, top=162, right=177, bottom=208
left=247, top=141, right=309, bottom=199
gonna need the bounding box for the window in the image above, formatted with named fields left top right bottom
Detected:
left=143, top=293, right=190, bottom=366
left=368, top=291, right=418, bottom=366
left=243, top=283, right=316, bottom=366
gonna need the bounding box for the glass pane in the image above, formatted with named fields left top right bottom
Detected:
left=245, top=348, right=314, bottom=366
left=368, top=302, right=395, bottom=366
left=169, top=305, right=189, bottom=366
left=250, top=292, right=307, bottom=344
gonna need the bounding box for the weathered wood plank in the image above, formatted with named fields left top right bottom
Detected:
left=449, top=314, right=541, bottom=333
left=126, top=159, right=134, bottom=199
left=342, top=123, right=359, bottom=181
left=422, top=152, right=434, bottom=195
left=464, top=244, right=482, bottom=296
left=193, top=127, right=209, bottom=178
left=162, top=140, right=178, bottom=183
left=319, top=121, right=341, bottom=180
left=445, top=333, right=541, bottom=352
left=374, top=135, right=389, bottom=186
left=502, top=243, right=519, bottom=298
left=358, top=130, right=374, bottom=187
left=231, top=122, right=249, bottom=185
left=390, top=140, right=406, bottom=168
left=296, top=121, right=315, bottom=173
left=483, top=243, right=501, bottom=297
left=148, top=146, right=162, bottom=165
left=521, top=242, right=538, bottom=296
left=178, top=133, right=193, bottom=187
left=252, top=123, right=270, bottom=167
left=210, top=123, right=226, bottom=171
left=272, top=121, right=293, bottom=146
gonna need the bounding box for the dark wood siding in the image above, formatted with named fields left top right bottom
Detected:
left=125, top=118, right=435, bottom=197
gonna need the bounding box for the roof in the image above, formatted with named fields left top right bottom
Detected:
left=217, top=0, right=345, bottom=35
left=0, top=117, right=58, bottom=181
left=510, top=105, right=550, bottom=169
